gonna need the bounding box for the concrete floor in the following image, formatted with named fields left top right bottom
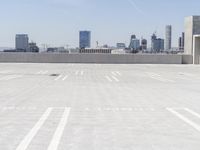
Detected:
left=0, top=63, right=200, bottom=150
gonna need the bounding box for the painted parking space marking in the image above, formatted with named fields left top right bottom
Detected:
left=111, top=75, right=119, bottom=82
left=54, top=75, right=63, bottom=81
left=48, top=107, right=71, bottom=150
left=184, top=108, right=200, bottom=119
left=112, top=71, right=121, bottom=76
left=15, top=107, right=71, bottom=150
left=105, top=76, right=112, bottom=82
left=16, top=108, right=53, bottom=150
left=62, top=75, right=68, bottom=81
left=167, top=108, right=200, bottom=132
left=36, top=70, right=48, bottom=75
left=146, top=72, right=174, bottom=83
left=54, top=75, right=69, bottom=81
left=0, top=75, right=22, bottom=81
left=75, top=70, right=84, bottom=76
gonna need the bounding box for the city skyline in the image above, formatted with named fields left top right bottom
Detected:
left=0, top=0, right=200, bottom=48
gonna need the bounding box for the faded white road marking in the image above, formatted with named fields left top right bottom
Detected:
left=167, top=108, right=200, bottom=132
left=36, top=70, right=48, bottom=75
left=116, top=71, right=121, bottom=76
left=81, top=71, right=84, bottom=75
left=149, top=76, right=168, bottom=82
left=111, top=71, right=117, bottom=76
left=111, top=76, right=119, bottom=82
left=179, top=72, right=195, bottom=77
left=62, top=75, right=68, bottom=81
left=184, top=108, right=200, bottom=119
left=5, top=75, right=22, bottom=80
left=105, top=76, right=112, bottom=82
left=146, top=72, right=174, bottom=83
left=112, top=71, right=121, bottom=76
left=48, top=107, right=71, bottom=150
left=54, top=75, right=63, bottom=81
left=16, top=108, right=53, bottom=150
left=0, top=75, right=22, bottom=81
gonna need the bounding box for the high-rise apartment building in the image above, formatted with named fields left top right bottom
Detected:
left=141, top=39, right=147, bottom=50
left=178, top=32, right=185, bottom=51
left=15, top=34, right=29, bottom=51
left=151, top=34, right=164, bottom=52
left=79, top=31, right=91, bottom=49
left=129, top=35, right=140, bottom=51
left=165, top=25, right=172, bottom=50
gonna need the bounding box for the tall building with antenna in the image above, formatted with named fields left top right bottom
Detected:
left=129, top=35, right=140, bottom=51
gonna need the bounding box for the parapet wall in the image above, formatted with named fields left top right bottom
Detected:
left=0, top=53, right=193, bottom=64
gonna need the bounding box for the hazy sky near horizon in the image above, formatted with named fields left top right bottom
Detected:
left=0, top=0, right=200, bottom=48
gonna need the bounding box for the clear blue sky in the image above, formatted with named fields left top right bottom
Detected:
left=0, top=0, right=200, bottom=48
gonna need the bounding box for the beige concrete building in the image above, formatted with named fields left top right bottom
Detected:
left=184, top=16, right=200, bottom=55
left=185, top=16, right=200, bottom=64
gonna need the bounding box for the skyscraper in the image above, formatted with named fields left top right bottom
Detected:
left=179, top=37, right=182, bottom=50
left=151, top=34, right=164, bottom=52
left=15, top=34, right=29, bottom=51
left=79, top=31, right=91, bottom=49
left=141, top=39, right=147, bottom=50
left=129, top=35, right=140, bottom=51
left=178, top=32, right=185, bottom=51
left=181, top=32, right=185, bottom=50
left=165, top=25, right=172, bottom=50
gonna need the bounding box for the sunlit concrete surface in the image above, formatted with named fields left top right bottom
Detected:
left=0, top=63, right=200, bottom=150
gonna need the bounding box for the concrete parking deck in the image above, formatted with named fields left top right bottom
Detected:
left=0, top=63, right=200, bottom=150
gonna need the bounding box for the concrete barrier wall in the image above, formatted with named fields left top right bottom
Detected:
left=0, top=53, right=191, bottom=64
left=182, top=54, right=193, bottom=64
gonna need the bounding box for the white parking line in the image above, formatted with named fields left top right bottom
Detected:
left=0, top=75, right=22, bottom=81
left=16, top=108, right=53, bottom=150
left=36, top=70, right=48, bottom=75
left=5, top=75, right=22, bottom=80
left=111, top=71, right=121, bottom=76
left=48, top=107, right=71, bottom=150
left=184, top=108, right=200, bottom=119
left=116, top=71, right=121, bottom=76
left=111, top=76, right=119, bottom=82
left=105, top=76, right=112, bottom=82
left=62, top=75, right=68, bottom=81
left=167, top=108, right=200, bottom=132
left=111, top=71, right=117, bottom=76
left=150, top=76, right=169, bottom=82
left=179, top=72, right=195, bottom=77
left=146, top=72, right=174, bottom=83
left=54, top=75, right=63, bottom=81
